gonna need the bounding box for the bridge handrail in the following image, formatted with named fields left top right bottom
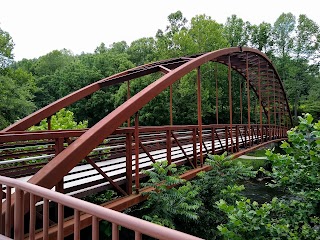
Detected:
left=0, top=123, right=279, bottom=143
left=0, top=175, right=202, bottom=239
left=0, top=124, right=285, bottom=169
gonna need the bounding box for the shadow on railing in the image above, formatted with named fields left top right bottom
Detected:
left=0, top=176, right=202, bottom=240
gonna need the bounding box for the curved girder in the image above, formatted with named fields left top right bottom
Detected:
left=2, top=56, right=196, bottom=132
left=2, top=47, right=292, bottom=190
left=214, top=50, right=292, bottom=124
left=2, top=47, right=291, bottom=132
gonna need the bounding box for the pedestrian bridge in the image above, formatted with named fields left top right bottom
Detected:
left=0, top=47, right=291, bottom=239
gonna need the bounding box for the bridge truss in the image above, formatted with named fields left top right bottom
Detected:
left=0, top=47, right=292, bottom=239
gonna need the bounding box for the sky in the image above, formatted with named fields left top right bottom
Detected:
left=0, top=0, right=319, bottom=60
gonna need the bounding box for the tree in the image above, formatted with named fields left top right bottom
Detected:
left=0, top=26, right=14, bottom=71
left=294, top=14, right=320, bottom=60
left=272, top=13, right=320, bottom=121
left=33, top=49, right=74, bottom=76
left=224, top=15, right=251, bottom=47
left=127, top=37, right=156, bottom=65
left=250, top=22, right=273, bottom=54
left=155, top=11, right=188, bottom=59
left=272, top=13, right=296, bottom=59
left=0, top=27, right=37, bottom=129
left=166, top=11, right=188, bottom=35
left=108, top=41, right=128, bottom=54
left=29, top=108, right=87, bottom=130
left=0, top=70, right=36, bottom=129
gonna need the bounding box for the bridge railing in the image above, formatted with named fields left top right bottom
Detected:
left=0, top=124, right=288, bottom=198
left=0, top=175, right=202, bottom=240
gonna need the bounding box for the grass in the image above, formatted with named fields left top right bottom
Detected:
left=246, top=149, right=267, bottom=157
left=232, top=158, right=267, bottom=170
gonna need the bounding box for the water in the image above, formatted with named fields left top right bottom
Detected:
left=241, top=179, right=287, bottom=203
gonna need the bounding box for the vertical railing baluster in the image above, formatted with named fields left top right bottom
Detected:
left=0, top=185, right=2, bottom=234
left=58, top=203, right=64, bottom=240
left=236, top=125, right=239, bottom=152
left=5, top=186, right=11, bottom=237
left=251, top=125, right=254, bottom=144
left=211, top=127, right=215, bottom=155
left=92, top=216, right=99, bottom=240
left=112, top=223, right=119, bottom=240
left=225, top=126, right=229, bottom=153
left=29, top=193, right=35, bottom=240
left=192, top=128, right=197, bottom=168
left=244, top=126, right=247, bottom=148
left=166, top=129, right=172, bottom=165
left=134, top=113, right=140, bottom=193
left=43, top=198, right=49, bottom=240
left=74, top=209, right=80, bottom=240
left=14, top=188, right=24, bottom=240
left=126, top=132, right=133, bottom=195
left=135, top=231, right=142, bottom=240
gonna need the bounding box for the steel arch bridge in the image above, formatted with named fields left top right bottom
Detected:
left=0, top=47, right=292, bottom=239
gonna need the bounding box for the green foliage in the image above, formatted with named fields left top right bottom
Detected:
left=0, top=26, right=14, bottom=70
left=83, top=190, right=116, bottom=205
left=0, top=69, right=36, bottom=129
left=266, top=113, right=320, bottom=201
left=217, top=198, right=318, bottom=240
left=224, top=14, right=251, bottom=47
left=229, top=158, right=266, bottom=171
left=180, top=153, right=256, bottom=238
left=140, top=161, right=202, bottom=229
left=217, top=114, right=320, bottom=239
left=33, top=49, right=74, bottom=76
left=29, top=108, right=88, bottom=130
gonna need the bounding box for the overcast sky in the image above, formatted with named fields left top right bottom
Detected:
left=1, top=0, right=319, bottom=60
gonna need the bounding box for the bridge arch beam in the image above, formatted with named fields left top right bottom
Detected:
left=1, top=47, right=292, bottom=192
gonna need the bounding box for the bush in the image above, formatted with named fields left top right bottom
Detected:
left=217, top=113, right=320, bottom=239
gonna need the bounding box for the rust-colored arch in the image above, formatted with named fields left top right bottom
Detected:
left=2, top=47, right=292, bottom=190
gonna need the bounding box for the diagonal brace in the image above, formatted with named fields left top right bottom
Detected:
left=171, top=132, right=195, bottom=169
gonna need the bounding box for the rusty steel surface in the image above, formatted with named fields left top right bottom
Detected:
left=0, top=175, right=203, bottom=240
left=0, top=124, right=286, bottom=198
left=2, top=47, right=292, bottom=134
left=0, top=47, right=290, bottom=195
left=0, top=47, right=293, bottom=239
left=29, top=165, right=211, bottom=240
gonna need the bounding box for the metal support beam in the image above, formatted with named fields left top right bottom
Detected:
left=228, top=55, right=233, bottom=153
left=197, top=67, right=203, bottom=167
left=134, top=113, right=140, bottom=193
left=126, top=133, right=133, bottom=194
left=215, top=63, right=219, bottom=124
left=127, top=81, right=131, bottom=127
left=246, top=52, right=251, bottom=146
left=170, top=85, right=173, bottom=126
left=240, top=81, right=243, bottom=124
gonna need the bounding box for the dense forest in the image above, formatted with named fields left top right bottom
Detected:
left=1, top=11, right=320, bottom=130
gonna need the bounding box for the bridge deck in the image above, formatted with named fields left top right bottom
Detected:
left=1, top=126, right=270, bottom=199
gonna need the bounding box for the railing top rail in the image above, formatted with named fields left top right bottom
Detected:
left=0, top=124, right=281, bottom=143
left=0, top=176, right=202, bottom=240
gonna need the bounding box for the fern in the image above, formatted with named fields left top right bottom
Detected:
left=140, top=161, right=202, bottom=229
